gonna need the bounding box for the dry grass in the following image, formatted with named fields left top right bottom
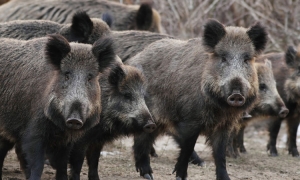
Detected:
left=115, top=0, right=300, bottom=53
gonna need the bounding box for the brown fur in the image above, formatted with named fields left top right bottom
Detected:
left=111, top=30, right=174, bottom=62
left=126, top=19, right=267, bottom=179
left=0, top=35, right=116, bottom=179
left=0, top=12, right=110, bottom=44
left=0, top=0, right=162, bottom=32
left=257, top=45, right=300, bottom=157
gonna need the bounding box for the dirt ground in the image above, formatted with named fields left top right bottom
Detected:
left=2, top=121, right=300, bottom=180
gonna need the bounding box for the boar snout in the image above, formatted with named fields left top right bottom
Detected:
left=227, top=90, right=245, bottom=107
left=66, top=101, right=85, bottom=129
left=66, top=118, right=83, bottom=129
left=278, top=107, right=289, bottom=118
left=143, top=121, right=156, bottom=133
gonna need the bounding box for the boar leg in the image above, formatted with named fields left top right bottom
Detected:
left=172, top=131, right=199, bottom=179
left=22, top=125, right=45, bottom=180
left=172, top=134, right=205, bottom=166
left=150, top=145, right=158, bottom=157
left=209, top=130, right=230, bottom=180
left=86, top=143, right=103, bottom=180
left=0, top=137, right=14, bottom=179
left=287, top=117, right=300, bottom=157
left=236, top=125, right=247, bottom=153
left=69, top=142, right=89, bottom=180
left=188, top=150, right=205, bottom=166
left=267, top=118, right=282, bottom=156
left=15, top=142, right=30, bottom=178
left=46, top=144, right=72, bottom=180
left=133, top=132, right=158, bottom=180
left=226, top=131, right=239, bottom=158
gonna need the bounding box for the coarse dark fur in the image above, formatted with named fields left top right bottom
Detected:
left=188, top=59, right=289, bottom=162
left=111, top=30, right=174, bottom=62
left=257, top=45, right=300, bottom=157
left=125, top=19, right=267, bottom=180
left=0, top=35, right=116, bottom=179
left=0, top=11, right=110, bottom=44
left=0, top=0, right=162, bottom=32
left=64, top=61, right=156, bottom=180
left=225, top=59, right=289, bottom=158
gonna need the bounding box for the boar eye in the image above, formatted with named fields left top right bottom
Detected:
left=124, top=93, right=133, bottom=100
left=87, top=74, right=93, bottom=81
left=259, top=83, right=267, bottom=91
left=221, top=56, right=226, bottom=62
left=65, top=71, right=70, bottom=81
left=244, top=55, right=251, bottom=63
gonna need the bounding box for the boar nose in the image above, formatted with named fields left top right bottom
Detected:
left=278, top=107, right=289, bottom=118
left=227, top=90, right=245, bottom=107
left=66, top=118, right=83, bottom=130
left=143, top=122, right=156, bottom=133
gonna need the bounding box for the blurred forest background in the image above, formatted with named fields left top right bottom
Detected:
left=116, top=0, right=300, bottom=53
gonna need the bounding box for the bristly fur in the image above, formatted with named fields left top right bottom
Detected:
left=45, top=34, right=71, bottom=69
left=203, top=19, right=226, bottom=51
left=136, top=3, right=153, bottom=30
left=92, top=36, right=116, bottom=72
left=0, top=0, right=162, bottom=33
left=108, top=65, right=125, bottom=87
left=285, top=46, right=297, bottom=67
left=70, top=11, right=93, bottom=42
left=246, top=22, right=268, bottom=54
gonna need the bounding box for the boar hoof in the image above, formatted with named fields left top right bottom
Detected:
left=150, top=152, right=158, bottom=157
left=289, top=148, right=299, bottom=157
left=44, top=158, right=50, bottom=165
left=226, top=147, right=237, bottom=158
left=143, top=173, right=154, bottom=179
left=267, top=145, right=278, bottom=157
left=239, top=147, right=247, bottom=154
left=189, top=157, right=205, bottom=167
left=176, top=177, right=188, bottom=180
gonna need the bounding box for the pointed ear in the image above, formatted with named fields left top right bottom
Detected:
left=70, top=11, right=93, bottom=43
left=101, top=12, right=113, bottom=28
left=202, top=19, right=226, bottom=52
left=285, top=46, right=297, bottom=67
left=264, top=59, right=272, bottom=69
left=247, top=22, right=268, bottom=54
left=92, top=36, right=115, bottom=72
left=136, top=3, right=153, bottom=30
left=45, top=34, right=71, bottom=69
left=108, top=64, right=125, bottom=87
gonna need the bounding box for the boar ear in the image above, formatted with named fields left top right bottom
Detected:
left=285, top=46, right=297, bottom=67
left=264, top=59, right=272, bottom=69
left=247, top=22, right=268, bottom=54
left=102, top=13, right=113, bottom=28
left=45, top=34, right=71, bottom=69
left=70, top=11, right=93, bottom=43
left=108, top=64, right=125, bottom=87
left=92, top=36, right=115, bottom=72
left=203, top=19, right=226, bottom=51
left=136, top=3, right=153, bottom=30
